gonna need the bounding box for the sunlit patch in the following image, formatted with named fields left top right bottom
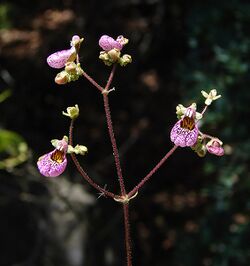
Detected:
left=51, top=150, right=64, bottom=163
left=180, top=117, right=195, bottom=130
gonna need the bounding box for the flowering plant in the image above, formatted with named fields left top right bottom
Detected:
left=37, top=35, right=225, bottom=266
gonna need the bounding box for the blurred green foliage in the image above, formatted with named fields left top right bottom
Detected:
left=0, top=89, right=11, bottom=103
left=0, top=129, right=29, bottom=170
left=0, top=3, right=11, bottom=29
left=0, top=89, right=28, bottom=170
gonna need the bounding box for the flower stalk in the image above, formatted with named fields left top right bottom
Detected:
left=69, top=119, right=117, bottom=199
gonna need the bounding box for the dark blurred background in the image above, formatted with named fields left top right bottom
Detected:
left=0, top=0, right=249, bottom=266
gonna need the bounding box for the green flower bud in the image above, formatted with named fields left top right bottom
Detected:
left=73, top=144, right=88, bottom=155
left=55, top=71, right=70, bottom=85
left=107, top=48, right=121, bottom=62
left=99, top=51, right=113, bottom=66
left=201, top=89, right=221, bottom=105
left=119, top=54, right=132, bottom=66
left=65, top=62, right=77, bottom=73
left=62, top=104, right=79, bottom=120
left=67, top=144, right=88, bottom=155
left=68, top=72, right=80, bottom=82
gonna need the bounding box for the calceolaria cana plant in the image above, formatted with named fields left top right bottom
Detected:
left=38, top=34, right=226, bottom=266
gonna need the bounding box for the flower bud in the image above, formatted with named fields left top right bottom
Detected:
left=65, top=62, right=77, bottom=73
left=99, top=51, right=113, bottom=66
left=116, top=35, right=129, bottom=46
left=99, top=51, right=109, bottom=61
left=206, top=139, right=224, bottom=156
left=62, top=104, right=79, bottom=120
left=119, top=54, right=132, bottom=66
left=73, top=144, right=88, bottom=155
left=107, top=48, right=121, bottom=62
left=55, top=71, right=69, bottom=85
left=201, top=89, right=221, bottom=105
left=67, top=144, right=88, bottom=156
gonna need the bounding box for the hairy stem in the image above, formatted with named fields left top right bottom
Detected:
left=103, top=65, right=126, bottom=196
left=123, top=203, right=133, bottom=266
left=104, top=64, right=117, bottom=91
left=103, top=95, right=126, bottom=195
left=80, top=64, right=131, bottom=266
left=69, top=119, right=117, bottom=199
left=81, top=70, right=104, bottom=92
left=128, top=145, right=178, bottom=198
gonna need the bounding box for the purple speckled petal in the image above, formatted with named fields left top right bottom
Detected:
left=206, top=143, right=224, bottom=156
left=170, top=120, right=198, bottom=147
left=47, top=47, right=75, bottom=69
left=37, top=150, right=67, bottom=177
left=99, top=35, right=122, bottom=51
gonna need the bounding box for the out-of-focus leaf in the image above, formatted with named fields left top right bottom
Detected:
left=0, top=3, right=11, bottom=29
left=0, top=129, right=29, bottom=170
left=0, top=89, right=11, bottom=103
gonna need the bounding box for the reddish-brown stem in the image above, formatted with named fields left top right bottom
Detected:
left=78, top=65, right=126, bottom=196
left=69, top=119, right=117, bottom=199
left=123, top=203, right=133, bottom=266
left=102, top=65, right=126, bottom=196
left=128, top=145, right=178, bottom=198
left=81, top=70, right=104, bottom=92
left=105, top=64, right=117, bottom=90
left=80, top=64, right=131, bottom=266
left=103, top=94, right=126, bottom=195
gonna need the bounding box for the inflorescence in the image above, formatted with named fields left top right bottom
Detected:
left=38, top=34, right=224, bottom=179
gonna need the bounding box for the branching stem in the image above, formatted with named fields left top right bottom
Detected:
left=128, top=145, right=178, bottom=198
left=75, top=64, right=178, bottom=266
left=69, top=119, right=117, bottom=199
left=81, top=70, right=104, bottom=92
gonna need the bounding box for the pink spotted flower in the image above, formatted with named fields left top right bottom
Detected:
left=37, top=137, right=68, bottom=177
left=99, top=35, right=124, bottom=51
left=206, top=139, right=224, bottom=156
left=170, top=106, right=199, bottom=147
left=47, top=35, right=81, bottom=69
